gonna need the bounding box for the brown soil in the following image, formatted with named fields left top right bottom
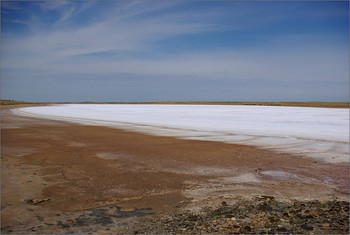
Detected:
left=1, top=105, right=349, bottom=233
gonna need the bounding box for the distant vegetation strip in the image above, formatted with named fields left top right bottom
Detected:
left=1, top=100, right=349, bottom=108
left=0, top=100, right=48, bottom=105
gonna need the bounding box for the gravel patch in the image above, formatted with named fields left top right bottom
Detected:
left=131, top=196, right=349, bottom=234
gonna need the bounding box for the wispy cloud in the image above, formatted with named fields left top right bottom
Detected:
left=37, top=0, right=72, bottom=10
left=1, top=1, right=23, bottom=12
left=54, top=5, right=75, bottom=26
left=2, top=1, right=218, bottom=64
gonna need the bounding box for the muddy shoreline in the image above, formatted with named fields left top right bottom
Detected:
left=1, top=105, right=349, bottom=233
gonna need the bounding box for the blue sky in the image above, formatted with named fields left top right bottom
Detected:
left=1, top=0, right=349, bottom=102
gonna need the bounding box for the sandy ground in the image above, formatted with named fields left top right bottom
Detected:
left=1, top=105, right=349, bottom=233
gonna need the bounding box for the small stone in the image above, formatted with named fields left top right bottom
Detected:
left=120, top=207, right=135, bottom=212
left=24, top=198, right=51, bottom=205
left=277, top=224, right=288, bottom=232
left=32, top=198, right=50, bottom=204
left=221, top=201, right=227, bottom=206
left=258, top=195, right=275, bottom=201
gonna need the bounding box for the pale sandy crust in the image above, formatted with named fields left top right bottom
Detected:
left=1, top=105, right=349, bottom=233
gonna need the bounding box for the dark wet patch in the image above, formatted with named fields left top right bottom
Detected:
left=57, top=221, right=70, bottom=228
left=56, top=206, right=154, bottom=228
left=1, top=226, right=12, bottom=233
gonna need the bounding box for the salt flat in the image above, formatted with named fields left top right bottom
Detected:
left=14, top=104, right=349, bottom=163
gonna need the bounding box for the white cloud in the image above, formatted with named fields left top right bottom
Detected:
left=2, top=1, right=348, bottom=99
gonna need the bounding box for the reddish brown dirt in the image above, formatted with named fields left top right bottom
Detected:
left=1, top=105, right=348, bottom=233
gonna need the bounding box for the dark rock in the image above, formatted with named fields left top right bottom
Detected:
left=301, top=224, right=314, bottom=231
left=268, top=217, right=279, bottom=223
left=244, top=225, right=252, bottom=231
left=277, top=226, right=287, bottom=232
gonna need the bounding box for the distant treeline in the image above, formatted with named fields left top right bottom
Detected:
left=1, top=100, right=349, bottom=108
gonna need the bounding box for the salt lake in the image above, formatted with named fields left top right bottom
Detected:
left=13, top=104, right=349, bottom=163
